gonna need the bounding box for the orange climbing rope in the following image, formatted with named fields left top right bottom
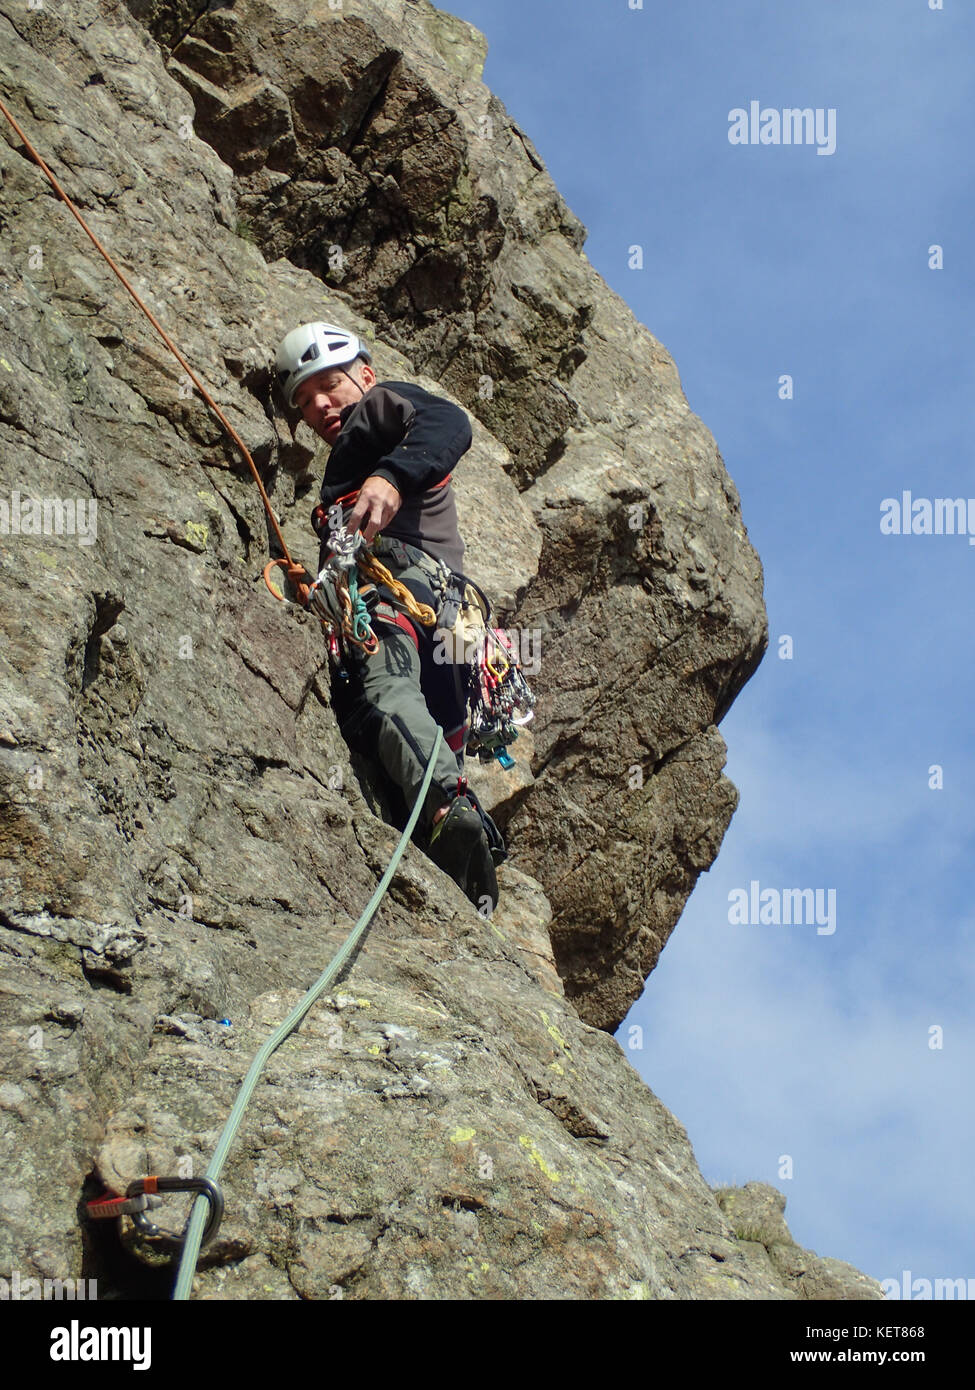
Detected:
left=0, top=93, right=437, bottom=645
left=0, top=95, right=310, bottom=592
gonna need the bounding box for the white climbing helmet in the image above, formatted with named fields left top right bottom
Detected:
left=274, top=321, right=372, bottom=407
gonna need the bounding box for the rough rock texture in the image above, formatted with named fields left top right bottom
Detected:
left=0, top=0, right=877, bottom=1300
left=714, top=1184, right=886, bottom=1302
left=120, top=0, right=769, bottom=1032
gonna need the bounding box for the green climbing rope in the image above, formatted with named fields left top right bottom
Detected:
left=346, top=566, right=374, bottom=645
left=172, top=726, right=444, bottom=1301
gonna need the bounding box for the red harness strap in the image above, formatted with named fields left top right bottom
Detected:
left=445, top=723, right=468, bottom=753
left=370, top=598, right=419, bottom=651
left=389, top=611, right=419, bottom=650
left=314, top=474, right=453, bottom=539
left=334, top=472, right=453, bottom=510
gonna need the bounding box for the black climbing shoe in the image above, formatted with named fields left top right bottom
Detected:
left=427, top=794, right=499, bottom=914
left=465, top=830, right=499, bottom=917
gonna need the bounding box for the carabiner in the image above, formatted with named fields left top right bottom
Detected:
left=87, top=1175, right=224, bottom=1248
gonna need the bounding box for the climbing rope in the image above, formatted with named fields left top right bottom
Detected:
left=359, top=551, right=438, bottom=627
left=0, top=95, right=316, bottom=599
left=0, top=95, right=448, bottom=1294
left=0, top=95, right=435, bottom=640
left=172, top=725, right=443, bottom=1301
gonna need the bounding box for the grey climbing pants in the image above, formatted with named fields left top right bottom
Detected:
left=331, top=549, right=469, bottom=830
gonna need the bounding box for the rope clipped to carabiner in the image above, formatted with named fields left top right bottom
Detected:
left=86, top=1175, right=224, bottom=1249
left=263, top=529, right=379, bottom=655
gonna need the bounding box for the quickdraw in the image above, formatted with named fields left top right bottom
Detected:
left=263, top=527, right=379, bottom=660
left=466, top=627, right=535, bottom=768
left=264, top=525, right=442, bottom=671
left=86, top=1175, right=224, bottom=1248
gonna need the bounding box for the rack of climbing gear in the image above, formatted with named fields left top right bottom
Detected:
left=86, top=1175, right=224, bottom=1248
left=0, top=91, right=518, bottom=1299
left=264, top=525, right=379, bottom=659
left=465, top=626, right=535, bottom=768
left=264, top=523, right=440, bottom=672
left=365, top=535, right=537, bottom=767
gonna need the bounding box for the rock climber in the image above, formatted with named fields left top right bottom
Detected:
left=274, top=320, right=503, bottom=912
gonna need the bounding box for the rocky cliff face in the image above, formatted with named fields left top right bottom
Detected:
left=122, top=0, right=769, bottom=1033
left=0, top=0, right=877, bottom=1299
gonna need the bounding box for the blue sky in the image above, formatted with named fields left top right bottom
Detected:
left=444, top=0, right=974, bottom=1291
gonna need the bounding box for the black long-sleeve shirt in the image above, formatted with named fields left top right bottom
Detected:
left=318, top=380, right=471, bottom=574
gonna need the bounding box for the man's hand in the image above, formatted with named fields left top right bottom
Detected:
left=347, top=475, right=402, bottom=545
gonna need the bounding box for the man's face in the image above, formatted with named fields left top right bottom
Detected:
left=294, top=361, right=375, bottom=444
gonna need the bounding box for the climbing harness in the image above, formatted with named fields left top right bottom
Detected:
left=263, top=522, right=440, bottom=670
left=0, top=96, right=517, bottom=1296
left=264, top=526, right=380, bottom=657
left=368, top=535, right=536, bottom=767
left=86, top=1175, right=224, bottom=1248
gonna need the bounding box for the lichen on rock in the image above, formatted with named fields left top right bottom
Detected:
left=0, top=0, right=877, bottom=1300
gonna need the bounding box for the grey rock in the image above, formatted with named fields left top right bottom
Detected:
left=126, top=0, right=767, bottom=1031
left=714, top=1184, right=886, bottom=1301
left=0, top=0, right=871, bottom=1300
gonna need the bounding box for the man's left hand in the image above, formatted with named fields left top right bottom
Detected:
left=347, top=475, right=402, bottom=544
